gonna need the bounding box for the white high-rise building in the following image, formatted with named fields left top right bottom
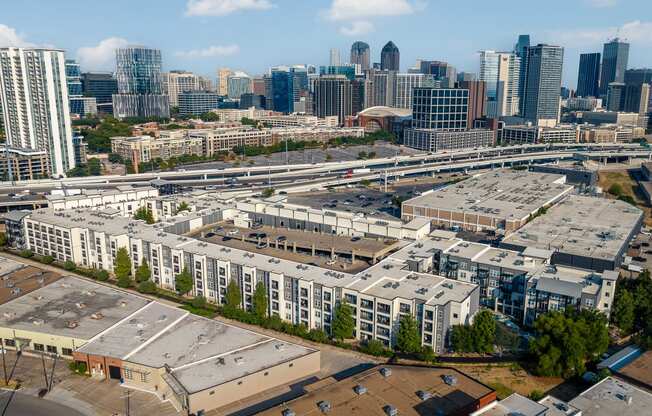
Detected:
left=394, top=73, right=427, bottom=109
left=0, top=47, right=75, bottom=177
left=479, top=51, right=521, bottom=118
left=162, top=71, right=200, bottom=107
left=329, top=48, right=341, bottom=66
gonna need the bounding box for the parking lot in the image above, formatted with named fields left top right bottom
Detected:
left=624, top=230, right=652, bottom=275
left=198, top=223, right=400, bottom=272
left=288, top=175, right=460, bottom=220
left=182, top=142, right=421, bottom=171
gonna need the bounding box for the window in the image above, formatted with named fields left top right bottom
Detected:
left=123, top=368, right=133, bottom=380
left=34, top=343, right=45, bottom=352
left=62, top=348, right=73, bottom=356
left=47, top=345, right=57, bottom=354
left=453, top=313, right=458, bottom=319
left=272, top=280, right=279, bottom=289
left=140, top=372, right=148, bottom=383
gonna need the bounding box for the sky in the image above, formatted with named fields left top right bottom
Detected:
left=1, top=0, right=651, bottom=88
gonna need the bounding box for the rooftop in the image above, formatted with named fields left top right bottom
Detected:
left=0, top=258, right=61, bottom=305
left=258, top=365, right=495, bottom=416
left=569, top=377, right=652, bottom=416
left=403, top=170, right=573, bottom=223
left=0, top=276, right=149, bottom=340
left=473, top=393, right=548, bottom=416
left=502, top=195, right=643, bottom=262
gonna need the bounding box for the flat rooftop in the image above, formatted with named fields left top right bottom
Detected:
left=403, top=170, right=573, bottom=222
left=569, top=377, right=652, bottom=416
left=0, top=260, right=61, bottom=305
left=618, top=350, right=652, bottom=389
left=258, top=365, right=495, bottom=416
left=171, top=338, right=316, bottom=394
left=502, top=195, right=643, bottom=262
left=0, top=276, right=149, bottom=340
left=475, top=393, right=548, bottom=416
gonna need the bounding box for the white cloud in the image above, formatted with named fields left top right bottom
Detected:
left=175, top=44, right=240, bottom=58
left=583, top=0, right=617, bottom=8
left=76, top=37, right=129, bottom=71
left=551, top=20, right=652, bottom=47
left=185, top=0, right=273, bottom=17
left=325, top=0, right=418, bottom=21
left=339, top=20, right=375, bottom=36
left=0, top=24, right=34, bottom=47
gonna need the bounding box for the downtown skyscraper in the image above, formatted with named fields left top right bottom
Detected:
left=380, top=41, right=400, bottom=71
left=522, top=44, right=564, bottom=127
left=0, top=47, right=75, bottom=177
left=600, top=38, right=629, bottom=97
left=479, top=51, right=521, bottom=118
left=576, top=53, right=601, bottom=97
left=112, top=46, right=169, bottom=119
left=350, top=41, right=371, bottom=71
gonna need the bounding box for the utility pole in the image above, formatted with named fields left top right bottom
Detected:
left=1, top=344, right=7, bottom=385
left=41, top=352, right=49, bottom=391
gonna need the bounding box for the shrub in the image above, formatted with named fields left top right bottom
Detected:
left=137, top=280, right=157, bottom=294
left=63, top=260, right=77, bottom=271
left=40, top=255, right=54, bottom=265
left=68, top=361, right=87, bottom=375
left=360, top=339, right=390, bottom=357
left=19, top=249, right=34, bottom=258
left=93, top=269, right=110, bottom=281
left=529, top=390, right=545, bottom=401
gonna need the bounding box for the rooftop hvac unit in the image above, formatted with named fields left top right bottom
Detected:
left=416, top=390, right=432, bottom=401
left=282, top=409, right=296, bottom=416
left=380, top=367, right=392, bottom=378
left=353, top=384, right=367, bottom=395
left=443, top=375, right=458, bottom=386
left=383, top=405, right=398, bottom=416
left=318, top=401, right=331, bottom=413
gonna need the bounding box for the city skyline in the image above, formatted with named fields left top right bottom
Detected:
left=0, top=0, right=650, bottom=87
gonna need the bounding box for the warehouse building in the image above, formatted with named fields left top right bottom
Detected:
left=401, top=170, right=574, bottom=233
left=260, top=365, right=497, bottom=416
left=501, top=195, right=643, bottom=271
left=0, top=275, right=319, bottom=415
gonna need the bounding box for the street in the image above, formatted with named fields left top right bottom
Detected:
left=0, top=389, right=87, bottom=416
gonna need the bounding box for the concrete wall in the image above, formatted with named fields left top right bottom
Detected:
left=187, top=350, right=320, bottom=414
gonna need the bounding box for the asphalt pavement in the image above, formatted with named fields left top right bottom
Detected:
left=0, top=390, right=87, bottom=416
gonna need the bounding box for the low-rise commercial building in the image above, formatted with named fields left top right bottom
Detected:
left=209, top=107, right=274, bottom=123
left=255, top=114, right=339, bottom=128
left=404, top=128, right=495, bottom=152
left=0, top=275, right=319, bottom=415
left=578, top=123, right=646, bottom=143
left=501, top=195, right=643, bottom=271
left=402, top=170, right=573, bottom=233
left=260, top=365, right=497, bottom=416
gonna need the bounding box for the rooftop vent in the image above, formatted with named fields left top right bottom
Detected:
left=282, top=409, right=296, bottom=416
left=234, top=356, right=245, bottom=365
left=380, top=367, right=392, bottom=378
left=66, top=320, right=79, bottom=329
left=416, top=390, right=432, bottom=401
left=383, top=405, right=398, bottom=416
left=443, top=374, right=458, bottom=386
left=90, top=312, right=104, bottom=320
left=318, top=401, right=331, bottom=413
left=354, top=384, right=367, bottom=395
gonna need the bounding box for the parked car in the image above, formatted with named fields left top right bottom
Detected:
left=256, top=242, right=268, bottom=249
left=276, top=236, right=287, bottom=242
left=205, top=232, right=215, bottom=238
left=228, top=229, right=239, bottom=235
left=351, top=236, right=361, bottom=242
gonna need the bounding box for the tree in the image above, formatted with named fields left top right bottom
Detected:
left=529, top=308, right=609, bottom=379
left=87, top=158, right=102, bottom=176
left=361, top=339, right=388, bottom=356
left=261, top=188, right=275, bottom=198
left=114, top=247, right=132, bottom=280
left=495, top=322, right=520, bottom=353
left=450, top=325, right=475, bottom=352
left=331, top=301, right=355, bottom=340
left=396, top=314, right=421, bottom=354
left=134, top=207, right=155, bottom=224
left=137, top=280, right=157, bottom=294
left=0, top=232, right=7, bottom=247
left=225, top=280, right=242, bottom=311
left=174, top=267, right=193, bottom=295
left=176, top=201, right=190, bottom=214
left=252, top=281, right=268, bottom=319
left=472, top=310, right=496, bottom=353
left=135, top=260, right=151, bottom=283
left=117, top=273, right=132, bottom=288
left=108, top=153, right=124, bottom=164
left=199, top=112, right=220, bottom=122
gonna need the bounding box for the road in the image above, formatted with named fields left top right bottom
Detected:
left=0, top=390, right=87, bottom=416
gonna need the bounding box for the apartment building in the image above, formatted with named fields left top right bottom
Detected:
left=23, top=205, right=478, bottom=353
left=270, top=126, right=364, bottom=143
left=110, top=134, right=203, bottom=166
left=501, top=124, right=579, bottom=144
left=188, top=127, right=273, bottom=154
left=0, top=147, right=50, bottom=181
left=46, top=186, right=159, bottom=214
left=254, top=114, right=339, bottom=128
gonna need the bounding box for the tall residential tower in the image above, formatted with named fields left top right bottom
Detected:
left=576, top=53, right=601, bottom=97
left=522, top=44, right=564, bottom=127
